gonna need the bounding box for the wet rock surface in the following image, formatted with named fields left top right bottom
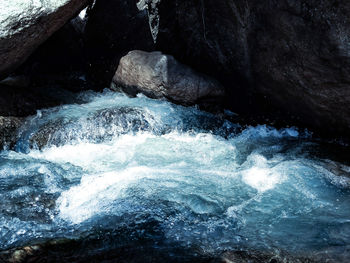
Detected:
left=0, top=238, right=318, bottom=263
left=0, top=0, right=90, bottom=79
left=0, top=91, right=349, bottom=262
left=112, top=50, right=225, bottom=106
left=0, top=116, right=23, bottom=150
left=213, top=250, right=317, bottom=263
left=25, top=107, right=156, bottom=150
left=1, top=2, right=350, bottom=262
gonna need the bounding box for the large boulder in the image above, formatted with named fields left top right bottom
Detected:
left=0, top=0, right=90, bottom=79
left=249, top=0, right=350, bottom=137
left=155, top=0, right=350, bottom=136
left=14, top=19, right=89, bottom=92
left=86, top=0, right=350, bottom=137
left=0, top=19, right=89, bottom=118
left=112, top=50, right=225, bottom=106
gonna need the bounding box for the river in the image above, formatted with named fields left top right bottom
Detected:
left=0, top=90, right=349, bottom=262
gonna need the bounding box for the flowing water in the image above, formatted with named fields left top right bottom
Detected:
left=0, top=90, right=349, bottom=262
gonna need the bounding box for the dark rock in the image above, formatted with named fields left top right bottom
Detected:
left=84, top=0, right=155, bottom=88
left=0, top=192, right=58, bottom=224
left=0, top=240, right=320, bottom=263
left=0, top=8, right=91, bottom=119
left=213, top=250, right=317, bottom=263
left=14, top=19, right=90, bottom=93
left=0, top=83, right=77, bottom=117
left=112, top=50, right=225, bottom=106
left=0, top=0, right=90, bottom=79
left=85, top=0, right=350, bottom=137
left=28, top=120, right=65, bottom=150
left=0, top=239, right=77, bottom=263
left=154, top=0, right=350, bottom=137
left=155, top=0, right=254, bottom=111
left=0, top=116, right=23, bottom=150
left=248, top=0, right=350, bottom=137
left=0, top=76, right=31, bottom=88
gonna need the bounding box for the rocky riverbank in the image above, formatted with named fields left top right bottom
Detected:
left=0, top=2, right=350, bottom=262
left=0, top=237, right=319, bottom=263
left=0, top=1, right=350, bottom=139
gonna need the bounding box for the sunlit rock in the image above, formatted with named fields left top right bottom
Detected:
left=112, top=50, right=225, bottom=106
left=0, top=0, right=90, bottom=79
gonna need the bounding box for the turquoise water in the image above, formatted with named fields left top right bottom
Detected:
left=0, top=90, right=349, bottom=261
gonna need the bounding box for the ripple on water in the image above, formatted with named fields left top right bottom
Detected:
left=0, top=91, right=349, bottom=262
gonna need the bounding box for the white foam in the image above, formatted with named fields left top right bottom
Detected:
left=28, top=133, right=154, bottom=172
left=238, top=125, right=300, bottom=140
left=242, top=167, right=283, bottom=192
left=240, top=154, right=285, bottom=192
left=57, top=166, right=154, bottom=224
left=1, top=90, right=349, bottom=258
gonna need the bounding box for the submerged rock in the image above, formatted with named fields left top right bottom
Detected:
left=0, top=239, right=319, bottom=263
left=0, top=116, right=23, bottom=149
left=22, top=107, right=157, bottom=149
left=213, top=250, right=317, bottom=263
left=0, top=0, right=90, bottom=79
left=112, top=50, right=225, bottom=106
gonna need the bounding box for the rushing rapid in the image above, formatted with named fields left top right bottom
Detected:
left=0, top=90, right=349, bottom=262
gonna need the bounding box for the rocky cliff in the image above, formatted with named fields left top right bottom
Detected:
left=85, top=0, right=350, bottom=137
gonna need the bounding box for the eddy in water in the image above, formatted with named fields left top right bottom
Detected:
left=0, top=90, right=349, bottom=262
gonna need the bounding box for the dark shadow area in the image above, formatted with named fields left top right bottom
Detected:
left=84, top=0, right=155, bottom=89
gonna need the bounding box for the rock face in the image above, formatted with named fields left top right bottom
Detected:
left=248, top=0, right=350, bottom=137
left=0, top=0, right=90, bottom=79
left=84, top=0, right=155, bottom=88
left=155, top=0, right=350, bottom=136
left=14, top=19, right=89, bottom=92
left=0, top=82, right=77, bottom=117
left=112, top=50, right=225, bottom=105
left=86, top=0, right=350, bottom=136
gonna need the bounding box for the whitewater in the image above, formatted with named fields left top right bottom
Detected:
left=0, top=90, right=349, bottom=261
